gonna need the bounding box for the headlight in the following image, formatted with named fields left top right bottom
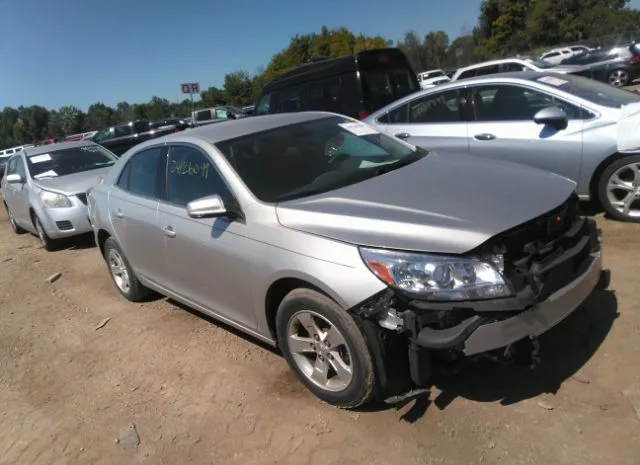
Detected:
left=40, top=190, right=72, bottom=208
left=359, top=247, right=512, bottom=301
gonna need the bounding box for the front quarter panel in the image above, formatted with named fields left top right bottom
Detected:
left=578, top=113, right=619, bottom=197
left=243, top=204, right=388, bottom=337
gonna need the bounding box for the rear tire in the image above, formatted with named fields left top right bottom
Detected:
left=598, top=155, right=640, bottom=222
left=276, top=288, right=376, bottom=409
left=103, top=237, right=153, bottom=302
left=4, top=203, right=26, bottom=234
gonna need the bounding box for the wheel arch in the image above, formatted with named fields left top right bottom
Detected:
left=589, top=152, right=636, bottom=205
left=96, top=229, right=111, bottom=257
left=264, top=276, right=345, bottom=344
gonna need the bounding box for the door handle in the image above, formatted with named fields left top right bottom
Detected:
left=395, top=132, right=411, bottom=139
left=112, top=209, right=124, bottom=219
left=162, top=226, right=176, bottom=238
left=474, top=133, right=496, bottom=141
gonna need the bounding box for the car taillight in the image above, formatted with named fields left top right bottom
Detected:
left=358, top=111, right=369, bottom=120
left=631, top=55, right=640, bottom=63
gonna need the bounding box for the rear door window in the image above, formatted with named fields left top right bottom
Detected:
left=195, top=110, right=212, bottom=122
left=361, top=67, right=419, bottom=113
left=117, top=147, right=167, bottom=199
left=386, top=89, right=465, bottom=124
left=272, top=86, right=304, bottom=113
left=302, top=74, right=361, bottom=118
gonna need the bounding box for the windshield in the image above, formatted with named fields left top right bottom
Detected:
left=26, top=144, right=117, bottom=179
left=215, top=115, right=427, bottom=202
left=536, top=74, right=640, bottom=108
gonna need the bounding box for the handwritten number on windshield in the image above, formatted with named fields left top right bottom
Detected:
left=169, top=159, right=210, bottom=179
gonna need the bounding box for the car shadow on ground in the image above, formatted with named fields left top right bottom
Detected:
left=167, top=288, right=618, bottom=423
left=60, top=232, right=96, bottom=251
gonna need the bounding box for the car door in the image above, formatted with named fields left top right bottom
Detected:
left=108, top=146, right=168, bottom=286
left=466, top=83, right=584, bottom=183
left=375, top=87, right=470, bottom=153
left=2, top=158, right=18, bottom=213
left=157, top=144, right=256, bottom=330
left=9, top=156, right=31, bottom=225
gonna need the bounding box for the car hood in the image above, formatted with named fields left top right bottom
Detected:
left=32, top=166, right=112, bottom=195
left=276, top=152, right=577, bottom=254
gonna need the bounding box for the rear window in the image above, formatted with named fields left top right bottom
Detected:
left=536, top=73, right=640, bottom=108
left=361, top=68, right=417, bottom=99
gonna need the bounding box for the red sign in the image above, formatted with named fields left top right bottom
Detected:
left=181, top=83, right=200, bottom=94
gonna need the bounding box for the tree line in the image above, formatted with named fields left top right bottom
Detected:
left=2, top=0, right=639, bottom=150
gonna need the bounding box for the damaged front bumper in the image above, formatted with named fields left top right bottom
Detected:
left=416, top=244, right=602, bottom=356
left=356, top=206, right=609, bottom=390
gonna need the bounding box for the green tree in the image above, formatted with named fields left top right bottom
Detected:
left=424, top=31, right=450, bottom=69
left=20, top=106, right=50, bottom=142
left=398, top=31, right=428, bottom=72
left=86, top=103, right=114, bottom=130
left=223, top=70, right=254, bottom=107
left=146, top=97, right=171, bottom=121
left=201, top=86, right=227, bottom=107
left=0, top=107, right=19, bottom=148
left=57, top=105, right=84, bottom=135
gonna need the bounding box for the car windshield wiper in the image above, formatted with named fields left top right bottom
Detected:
left=370, top=150, right=428, bottom=176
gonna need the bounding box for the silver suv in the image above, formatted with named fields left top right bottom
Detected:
left=88, top=112, right=606, bottom=408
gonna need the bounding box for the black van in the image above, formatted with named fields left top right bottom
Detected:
left=254, top=48, right=419, bottom=120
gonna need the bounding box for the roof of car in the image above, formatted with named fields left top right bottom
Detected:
left=456, top=57, right=529, bottom=71
left=164, top=112, right=341, bottom=144
left=22, top=140, right=97, bottom=157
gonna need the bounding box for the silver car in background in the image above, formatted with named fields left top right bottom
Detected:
left=364, top=72, right=640, bottom=222
left=88, top=112, right=606, bottom=408
left=1, top=141, right=117, bottom=250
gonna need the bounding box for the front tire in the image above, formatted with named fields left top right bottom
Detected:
left=34, top=216, right=57, bottom=251
left=103, top=237, right=153, bottom=302
left=598, top=155, right=640, bottom=222
left=276, top=288, right=376, bottom=409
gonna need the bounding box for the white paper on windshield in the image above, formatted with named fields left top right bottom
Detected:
left=30, top=154, right=51, bottom=163
left=338, top=121, right=379, bottom=137
left=537, top=76, right=568, bottom=87
left=617, top=102, right=640, bottom=151
left=34, top=170, right=58, bottom=179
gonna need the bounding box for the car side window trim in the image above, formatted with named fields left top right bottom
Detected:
left=468, top=82, right=595, bottom=122
left=384, top=85, right=470, bottom=125
left=113, top=144, right=168, bottom=201
left=160, top=143, right=240, bottom=211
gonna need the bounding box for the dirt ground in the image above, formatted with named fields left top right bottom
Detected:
left=1, top=208, right=640, bottom=465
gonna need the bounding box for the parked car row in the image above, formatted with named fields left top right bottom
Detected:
left=1, top=112, right=610, bottom=408
left=2, top=46, right=633, bottom=410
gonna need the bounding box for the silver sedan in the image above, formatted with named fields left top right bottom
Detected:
left=1, top=141, right=117, bottom=250
left=364, top=72, right=640, bottom=222
left=87, top=112, right=604, bottom=407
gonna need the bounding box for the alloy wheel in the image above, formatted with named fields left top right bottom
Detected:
left=108, top=249, right=131, bottom=294
left=286, top=310, right=353, bottom=392
left=608, top=69, right=630, bottom=87
left=606, top=161, right=640, bottom=219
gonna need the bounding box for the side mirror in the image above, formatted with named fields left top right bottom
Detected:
left=534, top=106, right=568, bottom=130
left=186, top=195, right=227, bottom=218
left=6, top=173, right=23, bottom=184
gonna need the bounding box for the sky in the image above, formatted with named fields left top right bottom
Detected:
left=0, top=0, right=638, bottom=111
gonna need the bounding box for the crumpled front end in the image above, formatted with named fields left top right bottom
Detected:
left=353, top=194, right=609, bottom=390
